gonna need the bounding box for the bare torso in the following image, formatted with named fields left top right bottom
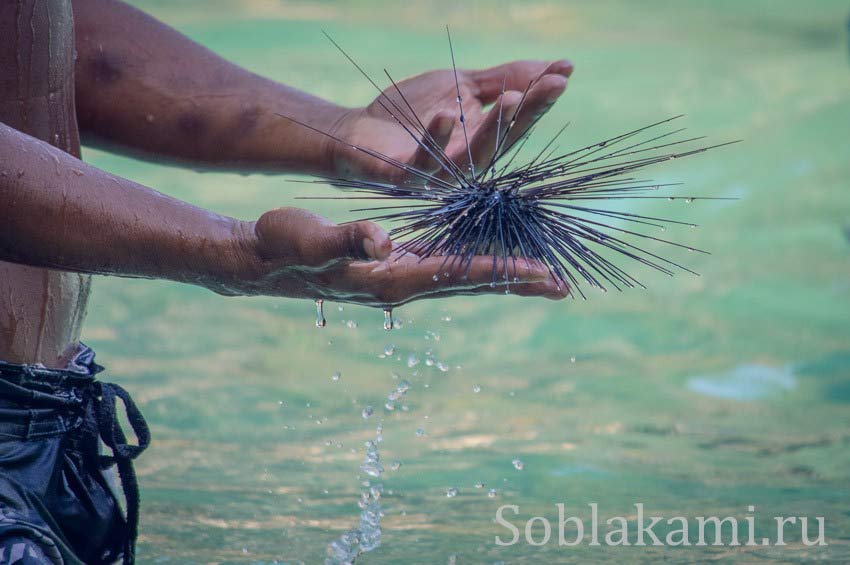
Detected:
left=0, top=0, right=87, bottom=367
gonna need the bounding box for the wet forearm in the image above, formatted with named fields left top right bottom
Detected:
left=0, top=122, right=258, bottom=292
left=72, top=0, right=346, bottom=175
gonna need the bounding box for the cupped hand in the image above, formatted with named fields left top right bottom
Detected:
left=329, top=59, right=573, bottom=183
left=231, top=207, right=567, bottom=306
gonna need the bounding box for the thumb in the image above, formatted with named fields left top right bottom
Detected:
left=320, top=220, right=392, bottom=264
left=255, top=208, right=391, bottom=267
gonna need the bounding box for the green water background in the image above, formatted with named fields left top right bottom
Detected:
left=84, top=1, right=850, bottom=562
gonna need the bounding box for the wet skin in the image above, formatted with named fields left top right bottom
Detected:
left=0, top=0, right=573, bottom=369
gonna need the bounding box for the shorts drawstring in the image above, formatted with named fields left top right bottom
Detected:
left=82, top=381, right=151, bottom=565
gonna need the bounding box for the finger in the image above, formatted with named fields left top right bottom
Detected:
left=409, top=110, right=456, bottom=175
left=464, top=90, right=523, bottom=173
left=259, top=208, right=392, bottom=266
left=322, top=220, right=392, bottom=263
left=501, top=73, right=568, bottom=148
left=350, top=254, right=554, bottom=305
left=396, top=278, right=570, bottom=305
left=469, top=59, right=573, bottom=104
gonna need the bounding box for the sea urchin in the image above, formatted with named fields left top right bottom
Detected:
left=282, top=29, right=738, bottom=302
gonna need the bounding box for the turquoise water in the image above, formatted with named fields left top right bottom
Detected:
left=86, top=1, right=850, bottom=562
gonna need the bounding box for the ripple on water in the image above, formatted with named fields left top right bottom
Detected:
left=686, top=363, right=796, bottom=401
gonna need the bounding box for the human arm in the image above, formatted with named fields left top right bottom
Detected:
left=72, top=0, right=573, bottom=181
left=0, top=123, right=565, bottom=304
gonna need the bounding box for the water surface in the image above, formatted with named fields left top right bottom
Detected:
left=85, top=1, right=850, bottom=562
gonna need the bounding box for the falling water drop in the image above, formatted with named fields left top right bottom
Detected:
left=362, top=406, right=374, bottom=419
left=474, top=482, right=484, bottom=489
left=487, top=488, right=497, bottom=498
left=685, top=197, right=694, bottom=203
left=570, top=356, right=576, bottom=363
left=512, top=458, right=524, bottom=471
left=384, top=344, right=395, bottom=356
left=472, top=384, right=481, bottom=393
left=446, top=487, right=459, bottom=498
left=332, top=371, right=341, bottom=382
left=315, top=299, right=326, bottom=328
left=383, top=309, right=394, bottom=331
left=415, top=428, right=426, bottom=437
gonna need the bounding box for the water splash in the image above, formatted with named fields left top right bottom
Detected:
left=325, top=439, right=385, bottom=564
left=315, top=299, right=326, bottom=328
left=325, top=375, right=418, bottom=563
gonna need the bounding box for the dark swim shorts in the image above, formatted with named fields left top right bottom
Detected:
left=0, top=346, right=149, bottom=564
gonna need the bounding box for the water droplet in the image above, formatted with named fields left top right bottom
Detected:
left=407, top=354, right=420, bottom=368
left=346, top=320, right=359, bottom=329
left=668, top=197, right=675, bottom=202
left=415, top=428, right=426, bottom=437
left=332, top=371, right=341, bottom=382
left=315, top=299, right=326, bottom=328
left=425, top=357, right=435, bottom=367
left=472, top=384, right=481, bottom=393
left=570, top=356, right=576, bottom=363
left=685, top=197, right=694, bottom=203
left=362, top=406, right=374, bottom=419
left=512, top=458, right=524, bottom=471
left=384, top=344, right=395, bottom=356
left=436, top=362, right=450, bottom=373
left=432, top=274, right=439, bottom=282
left=660, top=226, right=667, bottom=232
left=489, top=282, right=496, bottom=288
left=441, top=315, right=453, bottom=322
left=487, top=488, right=497, bottom=498
left=474, top=482, right=484, bottom=489
left=384, top=402, right=396, bottom=411
left=383, top=309, right=394, bottom=331
left=446, top=487, right=459, bottom=498
left=390, top=460, right=402, bottom=471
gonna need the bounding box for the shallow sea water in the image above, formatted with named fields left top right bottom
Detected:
left=85, top=1, right=850, bottom=562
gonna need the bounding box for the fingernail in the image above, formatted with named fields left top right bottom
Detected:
left=363, top=237, right=377, bottom=259
left=551, top=59, right=574, bottom=77
left=545, top=77, right=568, bottom=103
